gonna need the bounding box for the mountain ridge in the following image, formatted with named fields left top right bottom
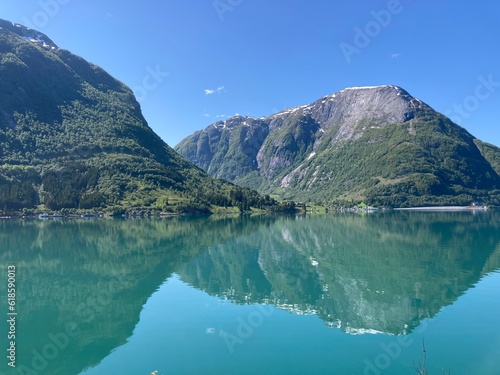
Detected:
left=175, top=85, right=500, bottom=207
left=0, top=18, right=273, bottom=213
left=0, top=19, right=57, bottom=50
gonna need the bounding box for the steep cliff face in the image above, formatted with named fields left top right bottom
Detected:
left=269, top=85, right=429, bottom=139
left=176, top=86, right=500, bottom=206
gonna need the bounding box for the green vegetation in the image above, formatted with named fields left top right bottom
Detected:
left=297, top=114, right=500, bottom=208
left=0, top=25, right=276, bottom=214
left=475, top=139, right=500, bottom=176
left=176, top=103, right=500, bottom=208
left=3, top=21, right=499, bottom=212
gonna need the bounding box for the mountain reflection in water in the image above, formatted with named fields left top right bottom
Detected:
left=0, top=211, right=498, bottom=375
left=178, top=212, right=500, bottom=335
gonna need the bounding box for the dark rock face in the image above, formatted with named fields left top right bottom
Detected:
left=176, top=86, right=500, bottom=206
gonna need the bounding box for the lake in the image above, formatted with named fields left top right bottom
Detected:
left=1, top=211, right=499, bottom=375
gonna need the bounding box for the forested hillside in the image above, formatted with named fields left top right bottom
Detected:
left=0, top=19, right=273, bottom=213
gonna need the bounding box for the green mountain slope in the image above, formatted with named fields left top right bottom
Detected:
left=475, top=139, right=500, bottom=176
left=176, top=86, right=500, bottom=207
left=0, top=19, right=271, bottom=213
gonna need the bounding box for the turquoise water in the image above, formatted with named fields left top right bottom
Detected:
left=1, top=211, right=499, bottom=375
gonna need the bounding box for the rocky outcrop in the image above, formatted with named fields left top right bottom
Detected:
left=175, top=86, right=500, bottom=206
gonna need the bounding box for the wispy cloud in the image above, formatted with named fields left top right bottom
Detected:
left=391, top=53, right=401, bottom=59
left=204, top=113, right=210, bottom=118
left=205, top=86, right=225, bottom=95
left=216, top=114, right=226, bottom=118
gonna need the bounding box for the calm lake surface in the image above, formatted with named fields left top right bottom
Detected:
left=1, top=211, right=499, bottom=375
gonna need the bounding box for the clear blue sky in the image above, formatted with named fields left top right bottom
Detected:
left=2, top=0, right=500, bottom=147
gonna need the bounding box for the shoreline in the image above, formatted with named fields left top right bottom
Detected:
left=0, top=205, right=493, bottom=220
left=395, top=206, right=488, bottom=212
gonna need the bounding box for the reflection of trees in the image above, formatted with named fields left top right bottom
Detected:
left=0, top=215, right=275, bottom=375
left=179, top=211, right=500, bottom=335
left=0, top=212, right=498, bottom=375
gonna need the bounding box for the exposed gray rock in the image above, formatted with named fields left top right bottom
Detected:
left=176, top=85, right=433, bottom=184
left=175, top=85, right=500, bottom=205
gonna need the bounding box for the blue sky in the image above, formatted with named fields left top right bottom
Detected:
left=2, top=0, right=500, bottom=147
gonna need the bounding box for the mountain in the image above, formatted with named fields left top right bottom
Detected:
left=0, top=19, right=271, bottom=213
left=175, top=85, right=500, bottom=207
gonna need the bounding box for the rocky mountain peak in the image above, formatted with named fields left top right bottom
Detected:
left=175, top=84, right=500, bottom=207
left=332, top=84, right=428, bottom=113
left=0, top=18, right=58, bottom=50
left=304, top=84, right=432, bottom=142
left=216, top=85, right=432, bottom=141
left=211, top=115, right=258, bottom=131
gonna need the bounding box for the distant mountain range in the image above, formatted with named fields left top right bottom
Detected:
left=176, top=85, right=500, bottom=207
left=0, top=19, right=271, bottom=213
